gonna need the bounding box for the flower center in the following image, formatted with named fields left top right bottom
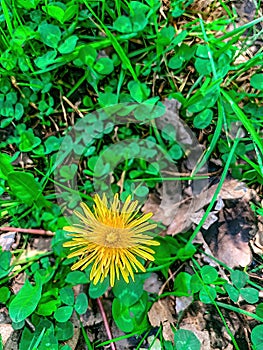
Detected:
left=99, top=227, right=132, bottom=248
left=105, top=230, right=119, bottom=244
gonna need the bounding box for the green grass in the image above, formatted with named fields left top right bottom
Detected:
left=0, top=0, right=263, bottom=349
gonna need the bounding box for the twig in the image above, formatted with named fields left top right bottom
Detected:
left=0, top=227, right=55, bottom=236
left=96, top=297, right=117, bottom=350
left=62, top=96, right=84, bottom=118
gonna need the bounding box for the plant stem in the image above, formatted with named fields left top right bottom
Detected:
left=96, top=298, right=117, bottom=350
left=0, top=227, right=54, bottom=236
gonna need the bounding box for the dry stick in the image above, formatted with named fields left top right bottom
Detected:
left=0, top=227, right=54, bottom=236
left=62, top=96, right=84, bottom=118
left=96, top=298, right=117, bottom=350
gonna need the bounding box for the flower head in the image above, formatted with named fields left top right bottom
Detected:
left=63, top=193, right=159, bottom=287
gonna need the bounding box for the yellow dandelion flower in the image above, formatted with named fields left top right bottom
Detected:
left=63, top=193, right=160, bottom=287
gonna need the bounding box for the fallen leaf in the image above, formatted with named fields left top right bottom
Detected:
left=148, top=298, right=175, bottom=342
left=203, top=198, right=256, bottom=268
left=0, top=324, right=13, bottom=345
left=144, top=179, right=257, bottom=235
left=0, top=232, right=16, bottom=251
left=175, top=296, right=193, bottom=315
left=142, top=98, right=209, bottom=226
left=143, top=273, right=163, bottom=294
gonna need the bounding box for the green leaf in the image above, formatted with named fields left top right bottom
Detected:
left=19, top=128, right=41, bottom=151
left=194, top=58, right=212, bottom=75
left=94, top=57, right=114, bottom=75
left=230, top=270, right=249, bottom=289
left=78, top=45, right=97, bottom=66
left=112, top=290, right=148, bottom=333
left=54, top=306, right=73, bottom=322
left=174, top=329, right=201, bottom=350
left=75, top=293, right=88, bottom=315
left=251, top=325, right=263, bottom=349
left=60, top=287, right=74, bottom=306
left=63, top=5, right=78, bottom=22
left=190, top=274, right=202, bottom=293
left=66, top=271, right=88, bottom=285
left=256, top=303, right=263, bottom=318
left=9, top=279, right=42, bottom=323
left=1, top=51, right=17, bottom=70
left=128, top=81, right=150, bottom=103
left=187, top=87, right=220, bottom=113
left=14, top=103, right=24, bottom=120
left=59, top=164, right=78, bottom=181
left=43, top=5, right=65, bottom=23
left=34, top=50, right=57, bottom=69
left=58, top=35, right=78, bottom=54
left=0, top=286, right=10, bottom=303
left=199, top=285, right=217, bottom=304
left=168, top=55, right=184, bottom=69
left=37, top=300, right=59, bottom=316
left=38, top=328, right=58, bottom=350
left=240, top=287, right=259, bottom=304
left=224, top=283, right=239, bottom=303
left=112, top=298, right=134, bottom=332
left=13, top=25, right=35, bottom=45
left=113, top=16, right=133, bottom=33
left=38, top=23, right=61, bottom=48
left=7, top=171, right=47, bottom=207
left=173, top=272, right=192, bottom=296
left=132, top=12, right=148, bottom=32
left=89, top=277, right=109, bottom=299
left=200, top=266, right=218, bottom=284
left=176, top=244, right=196, bottom=261
left=44, top=136, right=62, bottom=154
left=0, top=251, right=12, bottom=279
left=98, top=91, right=118, bottom=107
left=112, top=276, right=145, bottom=306
left=134, top=185, right=149, bottom=198
left=193, top=109, right=213, bottom=129
left=55, top=321, right=74, bottom=341
left=0, top=153, right=14, bottom=179
left=250, top=73, right=263, bottom=90
left=52, top=230, right=71, bottom=258
left=17, top=0, right=39, bottom=9
left=168, top=144, right=183, bottom=160
left=196, top=45, right=209, bottom=58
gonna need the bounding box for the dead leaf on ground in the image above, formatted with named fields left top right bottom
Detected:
left=0, top=323, right=13, bottom=345
left=143, top=98, right=208, bottom=226
left=175, top=296, right=193, bottom=315
left=143, top=273, right=163, bottom=294
left=148, top=298, right=175, bottom=342
left=203, top=198, right=256, bottom=268
left=143, top=178, right=258, bottom=268
left=0, top=232, right=16, bottom=251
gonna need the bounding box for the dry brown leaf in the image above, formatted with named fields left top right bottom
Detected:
left=143, top=98, right=208, bottom=226
left=175, top=296, right=193, bottom=315
left=0, top=324, right=13, bottom=345
left=144, top=178, right=258, bottom=268
left=144, top=179, right=257, bottom=235
left=0, top=232, right=16, bottom=251
left=148, top=298, right=175, bottom=342
left=143, top=273, right=163, bottom=294
left=203, top=198, right=256, bottom=268
left=251, top=219, right=263, bottom=255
